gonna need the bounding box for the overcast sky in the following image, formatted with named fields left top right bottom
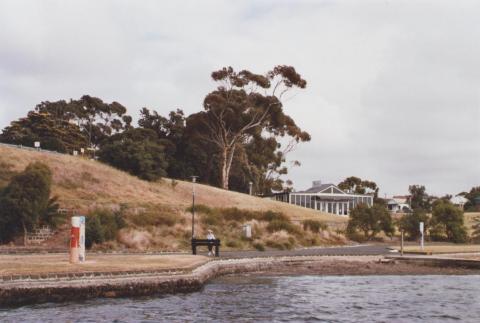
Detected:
left=0, top=0, right=479, bottom=196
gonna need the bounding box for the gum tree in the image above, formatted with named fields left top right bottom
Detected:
left=198, top=66, right=310, bottom=190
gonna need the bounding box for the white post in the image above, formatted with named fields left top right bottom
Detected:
left=419, top=221, right=424, bottom=250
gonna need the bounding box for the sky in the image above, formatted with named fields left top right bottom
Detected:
left=0, top=0, right=479, bottom=196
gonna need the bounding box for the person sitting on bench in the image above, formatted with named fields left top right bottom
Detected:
left=206, top=229, right=216, bottom=256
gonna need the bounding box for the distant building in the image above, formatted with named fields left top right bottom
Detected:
left=386, top=198, right=412, bottom=213
left=266, top=180, right=374, bottom=216
left=450, top=195, right=469, bottom=210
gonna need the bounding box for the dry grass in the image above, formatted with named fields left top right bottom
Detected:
left=0, top=145, right=346, bottom=223
left=0, top=254, right=208, bottom=276
left=398, top=245, right=480, bottom=254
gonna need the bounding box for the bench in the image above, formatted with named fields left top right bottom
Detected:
left=191, top=238, right=221, bottom=257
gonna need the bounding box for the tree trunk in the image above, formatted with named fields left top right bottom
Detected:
left=220, top=147, right=229, bottom=190
left=22, top=221, right=27, bottom=246
left=220, top=145, right=236, bottom=190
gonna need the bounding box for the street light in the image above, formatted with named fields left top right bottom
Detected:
left=191, top=176, right=198, bottom=239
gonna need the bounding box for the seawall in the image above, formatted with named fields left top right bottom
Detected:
left=2, top=255, right=479, bottom=307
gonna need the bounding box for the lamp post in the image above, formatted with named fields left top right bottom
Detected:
left=191, top=176, right=198, bottom=239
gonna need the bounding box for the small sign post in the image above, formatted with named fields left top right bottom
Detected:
left=34, top=141, right=40, bottom=150
left=401, top=230, right=404, bottom=256
left=419, top=221, right=424, bottom=251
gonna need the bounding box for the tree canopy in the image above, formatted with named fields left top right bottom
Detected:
left=346, top=203, right=394, bottom=240
left=195, top=66, right=310, bottom=190
left=0, top=162, right=59, bottom=244
left=0, top=111, right=87, bottom=153
left=408, top=185, right=432, bottom=211
left=430, top=199, right=467, bottom=243
left=0, top=95, right=132, bottom=155
left=98, top=128, right=168, bottom=181
left=1, top=67, right=311, bottom=194
left=338, top=176, right=379, bottom=197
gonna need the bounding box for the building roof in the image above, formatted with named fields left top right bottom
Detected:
left=450, top=195, right=468, bottom=205
left=299, top=183, right=347, bottom=195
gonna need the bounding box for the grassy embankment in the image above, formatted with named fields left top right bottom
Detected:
left=0, top=145, right=348, bottom=251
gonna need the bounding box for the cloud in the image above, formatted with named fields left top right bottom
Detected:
left=0, top=0, right=478, bottom=196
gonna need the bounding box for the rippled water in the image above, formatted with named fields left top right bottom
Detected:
left=1, top=275, right=480, bottom=322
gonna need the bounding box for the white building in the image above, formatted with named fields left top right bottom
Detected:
left=450, top=195, right=468, bottom=210
left=386, top=199, right=412, bottom=213
left=268, top=181, right=374, bottom=216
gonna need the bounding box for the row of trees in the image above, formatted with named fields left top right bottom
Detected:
left=0, top=66, right=310, bottom=194
left=347, top=184, right=470, bottom=243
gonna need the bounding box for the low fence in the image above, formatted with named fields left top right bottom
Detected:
left=0, top=142, right=64, bottom=156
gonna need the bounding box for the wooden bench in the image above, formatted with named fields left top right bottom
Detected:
left=191, top=238, right=221, bottom=257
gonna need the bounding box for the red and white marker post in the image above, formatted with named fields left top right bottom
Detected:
left=70, top=216, right=86, bottom=263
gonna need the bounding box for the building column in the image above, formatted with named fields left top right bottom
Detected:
left=336, top=202, right=339, bottom=215
left=346, top=202, right=350, bottom=215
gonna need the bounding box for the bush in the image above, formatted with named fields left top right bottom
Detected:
left=252, top=241, right=265, bottom=251
left=431, top=200, right=467, bottom=243
left=226, top=239, right=241, bottom=248
left=222, top=208, right=258, bottom=222
left=85, top=216, right=105, bottom=248
left=266, top=220, right=300, bottom=235
left=201, top=211, right=223, bottom=227
left=265, top=236, right=295, bottom=250
left=302, top=219, right=327, bottom=233
left=398, top=209, right=429, bottom=240
left=0, top=162, right=56, bottom=244
left=259, top=211, right=289, bottom=222
left=131, top=211, right=177, bottom=227
left=85, top=209, right=126, bottom=248
left=186, top=204, right=214, bottom=215
left=346, top=204, right=394, bottom=241
left=471, top=216, right=480, bottom=243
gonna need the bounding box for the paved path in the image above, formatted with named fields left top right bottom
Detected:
left=220, top=244, right=393, bottom=259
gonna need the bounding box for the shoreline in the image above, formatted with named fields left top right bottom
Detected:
left=1, top=255, right=479, bottom=307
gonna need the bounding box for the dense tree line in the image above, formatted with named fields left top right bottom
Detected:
left=0, top=66, right=310, bottom=195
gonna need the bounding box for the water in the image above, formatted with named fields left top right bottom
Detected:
left=1, top=275, right=480, bottom=322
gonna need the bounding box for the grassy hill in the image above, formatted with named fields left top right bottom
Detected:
left=0, top=144, right=348, bottom=251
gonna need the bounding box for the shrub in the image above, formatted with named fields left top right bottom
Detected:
left=302, top=219, right=327, bottom=233
left=131, top=211, right=177, bottom=227
left=85, top=216, right=105, bottom=248
left=398, top=209, right=429, bottom=240
left=260, top=211, right=289, bottom=222
left=265, top=236, right=295, bottom=250
left=431, top=200, right=467, bottom=243
left=222, top=208, right=258, bottom=222
left=266, top=220, right=300, bottom=235
left=253, top=241, right=265, bottom=251
left=201, top=211, right=222, bottom=227
left=186, top=204, right=213, bottom=215
left=226, top=239, right=241, bottom=248
left=471, top=216, right=480, bottom=243
left=346, top=204, right=394, bottom=240
left=85, top=209, right=126, bottom=248
left=0, top=162, right=56, bottom=244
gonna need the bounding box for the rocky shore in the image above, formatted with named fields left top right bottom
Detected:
left=1, top=255, right=479, bottom=307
